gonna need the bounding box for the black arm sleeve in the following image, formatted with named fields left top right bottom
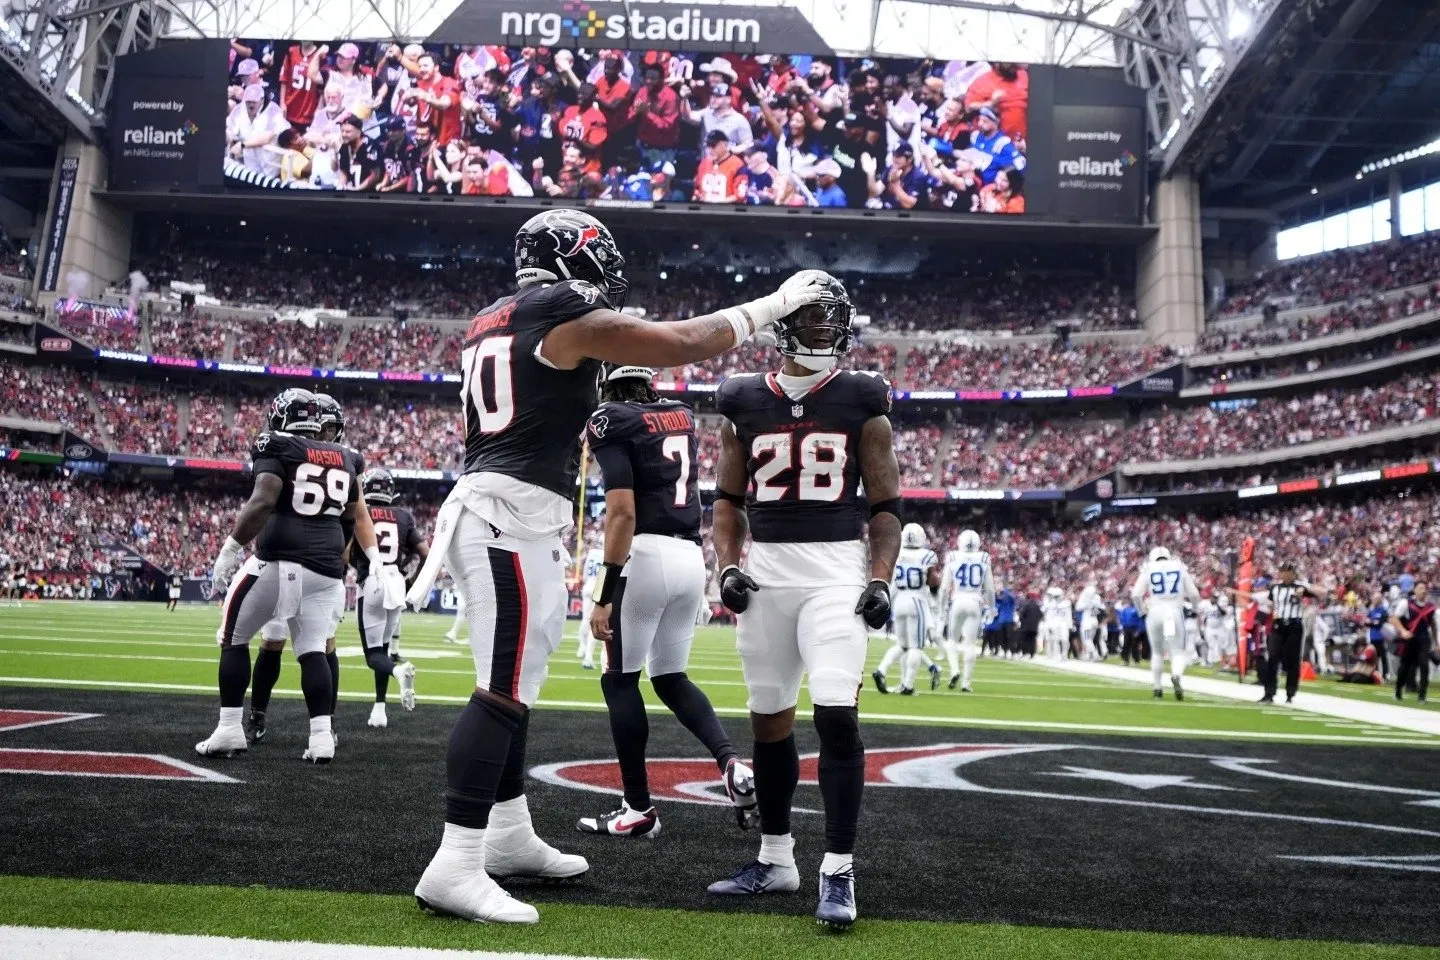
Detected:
left=591, top=442, right=635, bottom=490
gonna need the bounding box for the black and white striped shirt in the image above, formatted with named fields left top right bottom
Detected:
left=1267, top=582, right=1308, bottom=622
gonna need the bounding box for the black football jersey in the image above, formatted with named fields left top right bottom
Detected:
left=354, top=503, right=423, bottom=582
left=339, top=445, right=366, bottom=547
left=251, top=430, right=360, bottom=579
left=460, top=279, right=604, bottom=497
left=716, top=369, right=891, bottom=544
left=586, top=399, right=701, bottom=539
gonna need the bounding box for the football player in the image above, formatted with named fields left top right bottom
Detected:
left=197, top=388, right=382, bottom=764
left=401, top=209, right=828, bottom=924
left=246, top=392, right=358, bottom=744
left=1075, top=580, right=1105, bottom=660
left=874, top=523, right=939, bottom=695
left=708, top=270, right=901, bottom=930
left=1040, top=586, right=1072, bottom=660
left=1131, top=546, right=1200, bottom=700
left=945, top=528, right=994, bottom=692
left=443, top=589, right=467, bottom=643
left=576, top=365, right=757, bottom=838
left=575, top=540, right=606, bottom=669
left=167, top=571, right=183, bottom=611
left=354, top=467, right=427, bottom=729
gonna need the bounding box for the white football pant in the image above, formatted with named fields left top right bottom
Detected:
left=949, top=596, right=984, bottom=687
left=609, top=534, right=705, bottom=676
left=1147, top=605, right=1188, bottom=690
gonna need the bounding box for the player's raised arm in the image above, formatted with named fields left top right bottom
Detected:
left=856, top=414, right=902, bottom=628
left=712, top=418, right=757, bottom=613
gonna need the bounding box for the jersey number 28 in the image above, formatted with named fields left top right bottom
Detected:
left=292, top=463, right=351, bottom=517
left=752, top=432, right=847, bottom=502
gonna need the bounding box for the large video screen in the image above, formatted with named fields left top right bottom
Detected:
left=223, top=43, right=1029, bottom=213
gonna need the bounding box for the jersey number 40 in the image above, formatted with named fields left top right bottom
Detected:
left=954, top=563, right=984, bottom=589
left=751, top=432, right=846, bottom=502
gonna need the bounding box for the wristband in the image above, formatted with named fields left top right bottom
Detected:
left=715, top=489, right=747, bottom=506
left=718, top=307, right=752, bottom=348
left=220, top=536, right=243, bottom=559
left=869, top=498, right=903, bottom=522
left=591, top=562, right=624, bottom=606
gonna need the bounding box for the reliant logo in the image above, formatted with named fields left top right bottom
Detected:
left=123, top=122, right=198, bottom=146
left=502, top=3, right=761, bottom=46
left=1057, top=151, right=1138, bottom=178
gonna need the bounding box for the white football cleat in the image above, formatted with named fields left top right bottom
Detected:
left=576, top=800, right=661, bottom=838
left=395, top=661, right=417, bottom=711
left=195, top=724, right=248, bottom=758
left=485, top=828, right=589, bottom=881
left=724, top=758, right=759, bottom=830
left=415, top=851, right=539, bottom=924
left=302, top=730, right=335, bottom=764
left=368, top=703, right=388, bottom=728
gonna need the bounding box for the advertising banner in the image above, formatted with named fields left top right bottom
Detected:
left=109, top=76, right=206, bottom=187
left=39, top=156, right=79, bottom=293
left=429, top=0, right=832, bottom=54
left=1050, top=103, right=1145, bottom=221
left=1116, top=363, right=1184, bottom=398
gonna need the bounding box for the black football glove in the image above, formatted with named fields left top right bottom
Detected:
left=719, top=565, right=759, bottom=614
left=855, top=579, right=892, bottom=630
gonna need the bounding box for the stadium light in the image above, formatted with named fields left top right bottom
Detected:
left=1359, top=134, right=1440, bottom=176
left=1227, top=8, right=1252, bottom=39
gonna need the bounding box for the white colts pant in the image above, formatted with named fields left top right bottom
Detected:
left=950, top=596, right=984, bottom=652
left=218, top=556, right=342, bottom=658
left=610, top=534, right=705, bottom=676
left=1080, top=616, right=1103, bottom=659
left=892, top=591, right=930, bottom=651
left=1041, top=618, right=1069, bottom=660
left=447, top=510, right=569, bottom=706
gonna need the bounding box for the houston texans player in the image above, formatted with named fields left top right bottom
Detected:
left=246, top=392, right=360, bottom=744
left=577, top=364, right=756, bottom=839
left=709, top=270, right=902, bottom=930
left=575, top=541, right=606, bottom=669
left=354, top=467, right=428, bottom=729
left=402, top=209, right=828, bottom=924
left=199, top=388, right=382, bottom=764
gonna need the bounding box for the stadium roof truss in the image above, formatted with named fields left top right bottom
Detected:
left=0, top=0, right=1282, bottom=169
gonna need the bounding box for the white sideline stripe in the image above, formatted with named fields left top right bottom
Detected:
left=3, top=677, right=1436, bottom=745
left=0, top=927, right=639, bottom=960
left=1029, top=659, right=1440, bottom=737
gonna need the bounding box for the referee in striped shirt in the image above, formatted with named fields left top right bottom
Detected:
left=1238, top=563, right=1324, bottom=704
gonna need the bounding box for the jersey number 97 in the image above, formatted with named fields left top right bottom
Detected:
left=1150, top=570, right=1181, bottom=595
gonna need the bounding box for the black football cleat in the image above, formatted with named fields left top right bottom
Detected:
left=815, top=864, right=857, bottom=931
left=1172, top=676, right=1184, bottom=702
left=1152, top=689, right=1164, bottom=699
left=929, top=663, right=941, bottom=690
left=871, top=670, right=889, bottom=695
left=898, top=687, right=915, bottom=696
left=948, top=673, right=960, bottom=690
left=708, top=859, right=800, bottom=896
left=247, top=710, right=267, bottom=743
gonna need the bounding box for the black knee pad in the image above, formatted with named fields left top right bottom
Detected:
left=601, top=670, right=641, bottom=697
left=649, top=671, right=688, bottom=702
left=813, top=705, right=864, bottom=760
left=365, top=649, right=395, bottom=675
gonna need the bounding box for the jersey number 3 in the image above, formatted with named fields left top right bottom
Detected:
left=374, top=521, right=399, bottom=563
left=752, top=432, right=847, bottom=502
left=292, top=463, right=351, bottom=517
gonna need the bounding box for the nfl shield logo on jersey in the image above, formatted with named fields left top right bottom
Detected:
left=791, top=403, right=804, bottom=418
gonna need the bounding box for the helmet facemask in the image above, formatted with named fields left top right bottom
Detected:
left=775, top=297, right=854, bottom=372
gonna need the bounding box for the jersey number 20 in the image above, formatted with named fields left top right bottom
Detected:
left=292, top=463, right=350, bottom=517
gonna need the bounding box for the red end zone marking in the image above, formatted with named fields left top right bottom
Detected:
left=0, top=748, right=239, bottom=782
left=0, top=709, right=101, bottom=732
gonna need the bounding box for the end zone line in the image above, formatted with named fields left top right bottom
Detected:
left=2, top=676, right=1436, bottom=746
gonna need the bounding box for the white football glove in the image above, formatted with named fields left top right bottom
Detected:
left=695, top=600, right=713, bottom=627
left=210, top=537, right=244, bottom=594
left=726, top=271, right=829, bottom=334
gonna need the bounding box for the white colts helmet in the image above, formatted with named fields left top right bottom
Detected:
left=1148, top=547, right=1171, bottom=564
left=901, top=523, right=927, bottom=549
left=958, top=529, right=981, bottom=552
left=1046, top=586, right=1063, bottom=600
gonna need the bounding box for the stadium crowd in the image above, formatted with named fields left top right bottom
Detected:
left=902, top=339, right=1175, bottom=389
left=1199, top=284, right=1440, bottom=355
left=6, top=460, right=1433, bottom=604
left=1216, top=234, right=1440, bottom=318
